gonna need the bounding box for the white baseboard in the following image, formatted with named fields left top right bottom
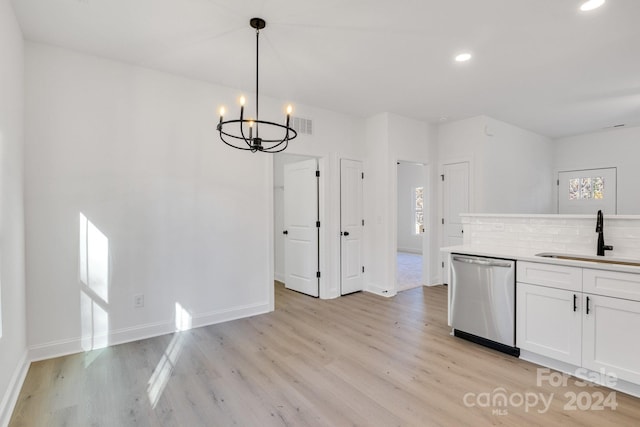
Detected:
left=191, top=301, right=270, bottom=329
left=0, top=349, right=29, bottom=427
left=425, top=279, right=445, bottom=287
left=365, top=282, right=396, bottom=297
left=274, top=272, right=285, bottom=283
left=29, top=301, right=271, bottom=362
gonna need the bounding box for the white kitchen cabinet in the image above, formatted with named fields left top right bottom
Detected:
left=516, top=283, right=582, bottom=365
left=518, top=260, right=640, bottom=390
left=583, top=293, right=640, bottom=384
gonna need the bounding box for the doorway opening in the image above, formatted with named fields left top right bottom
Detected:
left=396, top=161, right=426, bottom=291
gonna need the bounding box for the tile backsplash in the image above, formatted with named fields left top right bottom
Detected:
left=462, top=214, right=640, bottom=258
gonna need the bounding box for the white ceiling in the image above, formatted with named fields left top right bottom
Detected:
left=11, top=0, right=640, bottom=138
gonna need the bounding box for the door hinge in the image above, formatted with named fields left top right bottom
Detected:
left=441, top=174, right=445, bottom=181
left=442, top=261, right=445, bottom=268
left=441, top=218, right=445, bottom=225
left=361, top=172, right=364, bottom=179
left=316, top=271, right=321, bottom=278
left=316, top=221, right=321, bottom=228
left=362, top=219, right=365, bottom=226
left=362, top=266, right=365, bottom=273
left=315, top=170, right=320, bottom=177
left=557, top=179, right=560, bottom=185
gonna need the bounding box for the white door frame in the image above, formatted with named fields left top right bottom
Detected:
left=391, top=158, right=431, bottom=293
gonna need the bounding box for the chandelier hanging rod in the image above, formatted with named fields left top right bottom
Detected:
left=217, top=17, right=298, bottom=153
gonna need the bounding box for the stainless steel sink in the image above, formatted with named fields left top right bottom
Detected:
left=535, top=252, right=640, bottom=267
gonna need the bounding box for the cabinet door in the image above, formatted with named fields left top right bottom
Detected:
left=516, top=283, right=582, bottom=365
left=583, top=294, right=640, bottom=384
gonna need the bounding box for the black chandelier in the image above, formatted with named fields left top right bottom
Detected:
left=217, top=17, right=297, bottom=153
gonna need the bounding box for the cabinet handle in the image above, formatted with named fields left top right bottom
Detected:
left=573, top=294, right=577, bottom=312
left=586, top=296, right=590, bottom=315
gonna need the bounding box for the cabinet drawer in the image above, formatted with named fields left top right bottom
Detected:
left=583, top=269, right=640, bottom=301
left=517, top=261, right=582, bottom=291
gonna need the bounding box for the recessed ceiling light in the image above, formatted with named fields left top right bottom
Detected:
left=455, top=53, right=472, bottom=62
left=580, top=0, right=605, bottom=12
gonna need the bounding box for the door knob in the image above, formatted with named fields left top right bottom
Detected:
left=342, top=231, right=350, bottom=236
left=283, top=230, right=288, bottom=235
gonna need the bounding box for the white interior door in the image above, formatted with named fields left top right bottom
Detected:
left=442, top=161, right=469, bottom=283
left=284, top=158, right=319, bottom=297
left=340, top=159, right=364, bottom=295
left=558, top=167, right=617, bottom=214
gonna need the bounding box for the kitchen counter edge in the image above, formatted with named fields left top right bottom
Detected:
left=441, top=245, right=640, bottom=274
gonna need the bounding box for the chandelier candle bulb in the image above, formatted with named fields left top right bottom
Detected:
left=286, top=105, right=292, bottom=127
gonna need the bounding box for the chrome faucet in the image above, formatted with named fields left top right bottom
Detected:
left=596, top=210, right=613, bottom=256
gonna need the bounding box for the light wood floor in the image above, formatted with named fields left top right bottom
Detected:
left=9, top=283, right=640, bottom=426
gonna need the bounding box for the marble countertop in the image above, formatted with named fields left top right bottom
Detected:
left=441, top=245, right=640, bottom=274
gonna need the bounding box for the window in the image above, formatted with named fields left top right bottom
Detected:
left=569, top=176, right=604, bottom=200
left=413, top=186, right=424, bottom=235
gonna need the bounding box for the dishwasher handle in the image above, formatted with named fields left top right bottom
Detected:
left=452, top=256, right=513, bottom=268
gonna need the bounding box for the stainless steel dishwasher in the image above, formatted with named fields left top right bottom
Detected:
left=450, top=254, right=519, bottom=356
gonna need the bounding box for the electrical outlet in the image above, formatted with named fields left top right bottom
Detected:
left=134, top=294, right=144, bottom=308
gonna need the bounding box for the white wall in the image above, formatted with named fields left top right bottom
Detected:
left=363, top=114, right=392, bottom=295
left=397, top=162, right=424, bottom=253
left=0, top=1, right=28, bottom=424
left=24, top=43, right=275, bottom=359
left=438, top=115, right=554, bottom=214
left=554, top=125, right=640, bottom=214
left=363, top=113, right=438, bottom=295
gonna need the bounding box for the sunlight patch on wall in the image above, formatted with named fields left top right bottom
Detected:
left=80, top=290, right=109, bottom=351
left=175, top=302, right=193, bottom=332
left=80, top=213, right=109, bottom=302
left=79, top=213, right=110, bottom=352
